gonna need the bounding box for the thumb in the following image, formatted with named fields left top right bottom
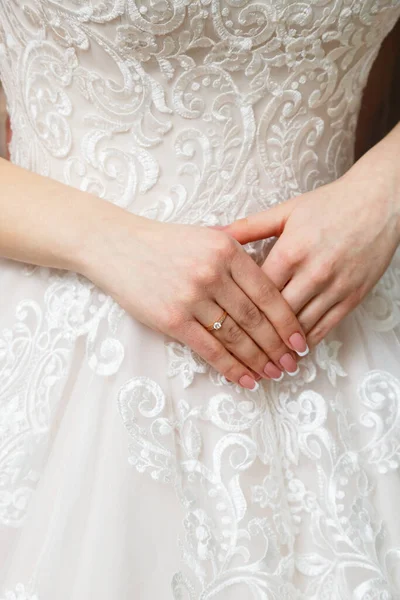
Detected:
left=222, top=199, right=294, bottom=244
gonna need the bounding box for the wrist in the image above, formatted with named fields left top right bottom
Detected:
left=57, top=191, right=112, bottom=276
left=74, top=195, right=147, bottom=281
left=343, top=123, right=400, bottom=244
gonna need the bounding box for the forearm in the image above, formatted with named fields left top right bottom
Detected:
left=0, top=157, right=134, bottom=274
left=343, top=120, right=400, bottom=240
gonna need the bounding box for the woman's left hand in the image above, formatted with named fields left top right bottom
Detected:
left=222, top=149, right=400, bottom=348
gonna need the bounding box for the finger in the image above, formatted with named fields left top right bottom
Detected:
left=195, top=304, right=284, bottom=378
left=231, top=251, right=309, bottom=359
left=297, top=290, right=342, bottom=335
left=306, top=299, right=352, bottom=348
left=222, top=199, right=295, bottom=245
left=181, top=320, right=261, bottom=391
left=195, top=302, right=283, bottom=380
left=280, top=271, right=329, bottom=315
left=214, top=284, right=296, bottom=377
left=261, top=238, right=296, bottom=291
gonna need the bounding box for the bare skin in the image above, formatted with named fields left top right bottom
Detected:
left=223, top=122, right=400, bottom=348
left=0, top=158, right=308, bottom=390
left=1, top=122, right=398, bottom=385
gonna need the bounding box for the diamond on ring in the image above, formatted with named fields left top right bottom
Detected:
left=205, top=310, right=228, bottom=332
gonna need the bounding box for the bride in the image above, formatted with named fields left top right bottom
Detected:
left=0, top=1, right=400, bottom=598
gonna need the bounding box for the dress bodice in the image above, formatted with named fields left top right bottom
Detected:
left=2, top=5, right=400, bottom=600
left=0, top=1, right=399, bottom=226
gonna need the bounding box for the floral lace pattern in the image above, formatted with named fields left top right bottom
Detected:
left=0, top=584, right=38, bottom=600
left=0, top=1, right=400, bottom=598
left=119, top=340, right=400, bottom=596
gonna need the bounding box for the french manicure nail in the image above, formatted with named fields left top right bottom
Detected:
left=239, top=375, right=259, bottom=391
left=248, top=380, right=260, bottom=392
left=272, top=372, right=284, bottom=382
left=287, top=366, right=300, bottom=377
left=289, top=332, right=309, bottom=356
left=296, top=347, right=309, bottom=357
left=264, top=361, right=283, bottom=380
left=279, top=353, right=298, bottom=374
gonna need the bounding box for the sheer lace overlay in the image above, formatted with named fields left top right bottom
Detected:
left=0, top=1, right=400, bottom=598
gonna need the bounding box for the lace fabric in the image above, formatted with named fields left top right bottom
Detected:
left=0, top=1, right=400, bottom=598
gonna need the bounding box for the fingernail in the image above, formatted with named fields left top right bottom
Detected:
left=289, top=332, right=309, bottom=356
left=248, top=381, right=260, bottom=392
left=279, top=353, right=298, bottom=374
left=296, top=347, right=309, bottom=357
left=287, top=366, right=300, bottom=377
left=272, top=372, right=284, bottom=382
left=239, top=375, right=259, bottom=391
left=264, top=361, right=283, bottom=379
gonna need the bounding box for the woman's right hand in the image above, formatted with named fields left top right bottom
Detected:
left=82, top=212, right=308, bottom=389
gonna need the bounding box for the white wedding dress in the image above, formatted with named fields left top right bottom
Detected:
left=1, top=1, right=400, bottom=598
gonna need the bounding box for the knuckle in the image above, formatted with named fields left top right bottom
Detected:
left=237, top=303, right=263, bottom=329
left=264, top=336, right=285, bottom=355
left=177, top=284, right=199, bottom=307
left=309, top=267, right=328, bottom=287
left=193, top=263, right=219, bottom=287
left=223, top=321, right=244, bottom=345
left=333, top=277, right=348, bottom=298
left=256, top=282, right=277, bottom=307
left=311, top=258, right=336, bottom=284
left=278, top=311, right=298, bottom=331
left=162, top=308, right=186, bottom=334
left=212, top=234, right=237, bottom=260
left=246, top=349, right=265, bottom=370
left=223, top=363, right=241, bottom=382
left=206, top=343, right=225, bottom=364
left=182, top=320, right=200, bottom=344
left=278, top=244, right=301, bottom=267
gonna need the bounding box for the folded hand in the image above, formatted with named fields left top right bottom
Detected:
left=223, top=165, right=400, bottom=348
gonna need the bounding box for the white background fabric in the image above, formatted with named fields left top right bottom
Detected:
left=1, top=1, right=400, bottom=598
